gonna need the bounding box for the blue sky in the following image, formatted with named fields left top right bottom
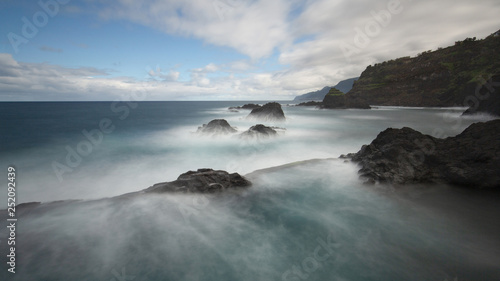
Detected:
left=0, top=0, right=499, bottom=100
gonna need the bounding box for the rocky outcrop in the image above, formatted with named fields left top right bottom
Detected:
left=247, top=102, right=286, bottom=121
left=322, top=88, right=370, bottom=109
left=462, top=74, right=500, bottom=116
left=296, top=101, right=323, bottom=107
left=344, top=119, right=500, bottom=188
left=145, top=169, right=251, bottom=193
left=197, top=119, right=237, bottom=135
left=239, top=124, right=278, bottom=139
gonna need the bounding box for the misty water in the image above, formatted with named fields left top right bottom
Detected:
left=1, top=102, right=499, bottom=280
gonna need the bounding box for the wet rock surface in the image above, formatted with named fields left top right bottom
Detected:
left=197, top=119, right=237, bottom=135
left=344, top=119, right=500, bottom=188
left=239, top=124, right=278, bottom=139
left=247, top=102, right=286, bottom=121
left=145, top=169, right=252, bottom=193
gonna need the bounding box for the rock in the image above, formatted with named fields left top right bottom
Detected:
left=239, top=124, right=278, bottom=139
left=322, top=88, right=370, bottom=109
left=462, top=74, right=500, bottom=116
left=197, top=119, right=237, bottom=135
left=247, top=102, right=286, bottom=121
left=229, top=103, right=262, bottom=111
left=145, top=169, right=252, bottom=193
left=347, top=119, right=500, bottom=188
left=296, top=101, right=323, bottom=107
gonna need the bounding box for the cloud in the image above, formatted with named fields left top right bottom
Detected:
left=39, top=46, right=63, bottom=53
left=147, top=65, right=180, bottom=82
left=84, top=0, right=500, bottom=97
left=95, top=0, right=292, bottom=59
left=2, top=0, right=500, bottom=100
left=0, top=54, right=296, bottom=100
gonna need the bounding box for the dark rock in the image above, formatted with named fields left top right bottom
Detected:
left=462, top=74, right=500, bottom=116
left=197, top=119, right=237, bottom=135
left=229, top=103, right=262, bottom=111
left=347, top=119, right=500, bottom=188
left=247, top=102, right=286, bottom=121
left=239, top=124, right=278, bottom=139
left=322, top=88, right=370, bottom=109
left=296, top=101, right=323, bottom=107
left=145, top=169, right=252, bottom=193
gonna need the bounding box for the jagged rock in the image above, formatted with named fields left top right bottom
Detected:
left=239, top=124, right=278, bottom=139
left=197, top=119, right=237, bottom=135
left=247, top=102, right=286, bottom=121
left=346, top=119, right=500, bottom=188
left=145, top=169, right=252, bottom=193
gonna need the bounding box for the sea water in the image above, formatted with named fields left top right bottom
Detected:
left=0, top=102, right=499, bottom=280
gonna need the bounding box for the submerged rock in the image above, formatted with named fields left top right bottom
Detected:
left=239, top=124, right=278, bottom=139
left=345, top=119, right=500, bottom=188
left=197, top=119, right=237, bottom=135
left=247, top=102, right=286, bottom=121
left=145, top=169, right=252, bottom=193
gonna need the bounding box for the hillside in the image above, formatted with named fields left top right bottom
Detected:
left=294, top=77, right=358, bottom=101
left=346, top=29, right=500, bottom=108
left=323, top=88, right=370, bottom=109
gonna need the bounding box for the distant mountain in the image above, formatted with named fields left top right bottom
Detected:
left=294, top=86, right=332, bottom=101
left=343, top=29, right=500, bottom=109
left=294, top=77, right=359, bottom=101
left=332, top=77, right=359, bottom=93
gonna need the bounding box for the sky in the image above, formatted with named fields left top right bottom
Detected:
left=0, top=0, right=499, bottom=101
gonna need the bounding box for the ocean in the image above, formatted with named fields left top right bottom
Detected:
left=1, top=101, right=499, bottom=280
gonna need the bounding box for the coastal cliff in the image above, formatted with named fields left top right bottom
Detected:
left=342, top=30, right=500, bottom=109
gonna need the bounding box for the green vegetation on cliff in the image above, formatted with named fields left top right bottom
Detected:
left=326, top=88, right=345, bottom=97
left=347, top=30, right=500, bottom=107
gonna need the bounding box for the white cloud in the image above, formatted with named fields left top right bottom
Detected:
left=96, top=0, right=292, bottom=59
left=0, top=54, right=297, bottom=100
left=89, top=0, right=499, bottom=97
left=2, top=0, right=500, bottom=100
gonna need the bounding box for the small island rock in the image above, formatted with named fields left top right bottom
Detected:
left=197, top=119, right=237, bottom=135
left=239, top=124, right=278, bottom=139
left=145, top=169, right=252, bottom=193
left=247, top=102, right=286, bottom=121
